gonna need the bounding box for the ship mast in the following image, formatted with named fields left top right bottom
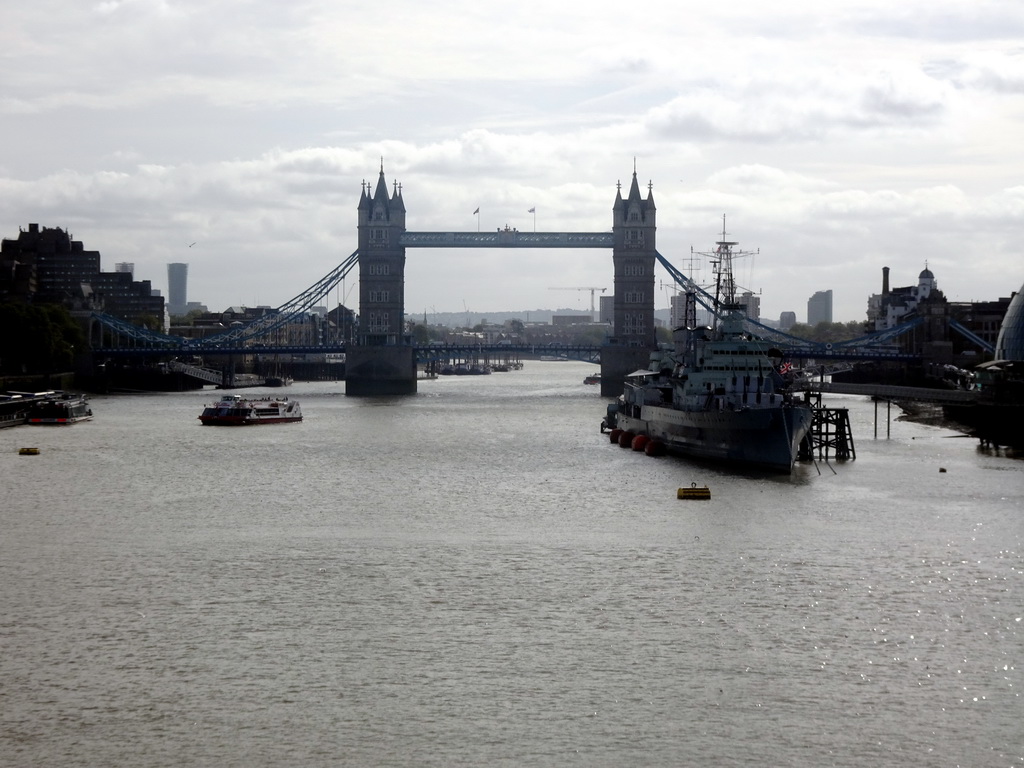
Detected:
left=715, top=215, right=738, bottom=308
left=694, top=215, right=758, bottom=329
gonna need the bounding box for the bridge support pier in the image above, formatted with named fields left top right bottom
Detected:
left=600, top=344, right=653, bottom=398
left=345, top=346, right=417, bottom=396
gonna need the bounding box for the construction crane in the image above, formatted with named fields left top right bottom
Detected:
left=548, top=286, right=607, bottom=313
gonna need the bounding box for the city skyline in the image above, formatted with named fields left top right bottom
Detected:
left=2, top=1, right=1021, bottom=322
left=0, top=222, right=995, bottom=329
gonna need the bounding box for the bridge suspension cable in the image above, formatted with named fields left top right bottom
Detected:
left=654, top=249, right=928, bottom=358
left=90, top=311, right=194, bottom=347
left=93, top=249, right=361, bottom=349
left=202, top=249, right=360, bottom=346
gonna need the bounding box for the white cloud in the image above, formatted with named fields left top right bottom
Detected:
left=0, top=0, right=1022, bottom=322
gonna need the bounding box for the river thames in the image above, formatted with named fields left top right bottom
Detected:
left=1, top=361, right=1021, bottom=767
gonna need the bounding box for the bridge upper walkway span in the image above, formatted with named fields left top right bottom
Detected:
left=401, top=231, right=613, bottom=248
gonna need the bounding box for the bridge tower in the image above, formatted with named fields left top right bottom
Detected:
left=347, top=164, right=417, bottom=395
left=601, top=167, right=658, bottom=395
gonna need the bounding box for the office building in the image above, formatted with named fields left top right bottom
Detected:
left=739, top=291, right=760, bottom=322
left=0, top=223, right=164, bottom=326
left=807, top=290, right=833, bottom=326
left=167, top=262, right=188, bottom=316
left=1, top=223, right=100, bottom=303
left=91, top=271, right=165, bottom=327
left=669, top=292, right=690, bottom=329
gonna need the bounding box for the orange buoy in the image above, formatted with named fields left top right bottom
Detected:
left=609, top=428, right=622, bottom=443
left=631, top=434, right=650, bottom=452
left=644, top=440, right=666, bottom=456
left=618, top=430, right=635, bottom=447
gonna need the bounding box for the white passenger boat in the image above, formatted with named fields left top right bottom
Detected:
left=198, top=394, right=303, bottom=426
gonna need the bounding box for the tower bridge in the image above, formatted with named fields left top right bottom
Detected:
left=347, top=163, right=657, bottom=395
left=88, top=163, right=967, bottom=395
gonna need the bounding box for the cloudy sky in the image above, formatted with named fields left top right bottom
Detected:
left=3, top=0, right=1022, bottom=323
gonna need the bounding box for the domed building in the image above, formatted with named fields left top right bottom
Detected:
left=871, top=263, right=945, bottom=331
left=995, top=282, right=1024, bottom=361
left=917, top=266, right=936, bottom=300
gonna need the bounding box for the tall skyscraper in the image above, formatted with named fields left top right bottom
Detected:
left=807, top=289, right=833, bottom=326
left=167, top=262, right=188, bottom=315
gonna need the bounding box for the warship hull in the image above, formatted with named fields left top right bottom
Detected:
left=613, top=402, right=813, bottom=473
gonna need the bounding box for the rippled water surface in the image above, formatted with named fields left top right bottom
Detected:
left=2, top=362, right=1021, bottom=767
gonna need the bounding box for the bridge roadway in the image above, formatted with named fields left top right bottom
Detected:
left=91, top=342, right=605, bottom=364
left=95, top=343, right=976, bottom=402
left=91, top=342, right=920, bottom=365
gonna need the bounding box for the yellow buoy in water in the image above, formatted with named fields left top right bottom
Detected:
left=19, top=447, right=40, bottom=455
left=677, top=482, right=711, bottom=500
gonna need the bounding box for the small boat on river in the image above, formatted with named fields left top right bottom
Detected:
left=25, top=392, right=94, bottom=425
left=198, top=394, right=303, bottom=426
left=1, top=393, right=32, bottom=429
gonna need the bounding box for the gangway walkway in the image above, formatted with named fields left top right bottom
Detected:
left=168, top=361, right=223, bottom=386
left=808, top=381, right=978, bottom=405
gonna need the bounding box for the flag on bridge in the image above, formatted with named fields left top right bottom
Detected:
left=473, top=207, right=479, bottom=214
left=528, top=207, right=535, bottom=213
